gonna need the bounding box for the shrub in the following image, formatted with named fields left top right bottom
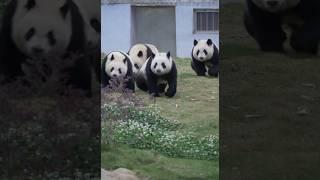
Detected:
left=101, top=104, right=219, bottom=160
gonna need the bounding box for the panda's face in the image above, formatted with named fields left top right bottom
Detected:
left=252, top=0, right=300, bottom=12
left=12, top=0, right=72, bottom=59
left=150, top=52, right=173, bottom=76
left=105, top=52, right=128, bottom=78
left=193, top=39, right=215, bottom=62
left=128, top=44, right=149, bottom=71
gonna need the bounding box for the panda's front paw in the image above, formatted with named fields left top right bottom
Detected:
left=208, top=68, right=219, bottom=77
left=165, top=90, right=176, bottom=98
left=290, top=32, right=318, bottom=54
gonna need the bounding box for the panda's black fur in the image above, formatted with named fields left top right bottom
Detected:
left=0, top=0, right=92, bottom=95
left=101, top=51, right=135, bottom=91
left=191, top=39, right=219, bottom=77
left=136, top=52, right=177, bottom=98
left=244, top=0, right=320, bottom=54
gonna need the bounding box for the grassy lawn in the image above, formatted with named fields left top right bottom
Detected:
left=220, top=3, right=320, bottom=179
left=102, top=58, right=219, bottom=179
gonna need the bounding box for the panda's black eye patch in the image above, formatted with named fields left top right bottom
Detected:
left=196, top=50, right=200, bottom=56
left=134, top=63, right=139, bottom=69
left=161, top=63, right=166, bottom=69
left=137, top=51, right=143, bottom=57
left=118, top=68, right=122, bottom=74
left=47, top=31, right=56, bottom=46
left=204, top=50, right=208, bottom=55
left=110, top=67, right=114, bottom=72
left=154, top=63, right=157, bottom=69
left=25, top=28, right=35, bottom=41
left=90, top=18, right=101, bottom=33
left=60, top=3, right=69, bottom=19
left=25, top=0, right=35, bottom=10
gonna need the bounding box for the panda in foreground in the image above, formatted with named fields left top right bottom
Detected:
left=128, top=43, right=159, bottom=75
left=191, top=39, right=219, bottom=77
left=101, top=51, right=135, bottom=91
left=0, top=0, right=92, bottom=95
left=136, top=52, right=177, bottom=98
left=244, top=0, right=320, bottom=54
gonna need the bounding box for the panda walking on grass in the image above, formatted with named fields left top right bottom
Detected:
left=101, top=51, right=135, bottom=92
left=244, top=0, right=320, bottom=54
left=136, top=52, right=177, bottom=98
left=191, top=39, right=219, bottom=77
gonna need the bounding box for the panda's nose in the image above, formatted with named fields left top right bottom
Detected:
left=113, top=74, right=117, bottom=77
left=267, top=0, right=279, bottom=7
left=156, top=69, right=161, bottom=73
left=32, top=47, right=44, bottom=54
left=199, top=57, right=204, bottom=60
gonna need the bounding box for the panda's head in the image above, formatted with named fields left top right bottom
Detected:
left=105, top=52, right=129, bottom=78
left=128, top=44, right=151, bottom=72
left=251, top=0, right=300, bottom=12
left=12, top=0, right=73, bottom=59
left=193, top=39, right=215, bottom=62
left=150, top=52, right=173, bottom=76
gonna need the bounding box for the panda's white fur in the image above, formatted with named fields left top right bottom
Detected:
left=118, top=50, right=137, bottom=75
left=73, top=0, right=100, bottom=49
left=105, top=52, right=129, bottom=79
left=150, top=53, right=173, bottom=76
left=12, top=0, right=72, bottom=59
left=138, top=52, right=173, bottom=85
left=146, top=44, right=159, bottom=54
left=192, top=40, right=214, bottom=62
left=252, top=0, right=300, bottom=12
left=128, top=43, right=158, bottom=73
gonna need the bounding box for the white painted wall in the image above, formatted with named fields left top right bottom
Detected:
left=175, top=4, right=219, bottom=58
left=101, top=3, right=219, bottom=58
left=101, top=4, right=132, bottom=54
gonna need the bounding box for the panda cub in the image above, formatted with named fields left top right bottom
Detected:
left=136, top=52, right=177, bottom=98
left=0, top=0, right=91, bottom=94
left=128, top=43, right=159, bottom=75
left=244, top=0, right=320, bottom=54
left=191, top=39, right=219, bottom=77
left=101, top=51, right=135, bottom=91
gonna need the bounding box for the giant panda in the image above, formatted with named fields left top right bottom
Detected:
left=244, top=0, right=320, bottom=54
left=0, top=0, right=92, bottom=95
left=73, top=0, right=101, bottom=83
left=191, top=39, right=219, bottom=77
left=128, top=43, right=159, bottom=75
left=101, top=51, right=135, bottom=91
left=136, top=52, right=177, bottom=98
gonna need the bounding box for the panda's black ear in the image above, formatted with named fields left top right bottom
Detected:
left=123, top=58, right=127, bottom=64
left=60, top=2, right=70, bottom=19
left=137, top=51, right=143, bottom=57
left=110, top=54, right=114, bottom=61
left=194, top=39, right=198, bottom=46
left=25, top=0, right=36, bottom=10
left=166, top=51, right=171, bottom=59
left=207, top=39, right=213, bottom=46
left=151, top=53, right=155, bottom=59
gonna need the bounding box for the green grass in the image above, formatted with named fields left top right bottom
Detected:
left=102, top=58, right=219, bottom=179
left=135, top=58, right=219, bottom=137
left=220, top=3, right=320, bottom=180
left=102, top=144, right=218, bottom=180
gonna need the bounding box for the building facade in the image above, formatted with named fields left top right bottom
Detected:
left=101, top=0, right=219, bottom=58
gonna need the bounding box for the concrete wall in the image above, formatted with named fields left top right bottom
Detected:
left=101, top=4, right=132, bottom=54
left=175, top=4, right=219, bottom=58
left=101, top=3, right=220, bottom=58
